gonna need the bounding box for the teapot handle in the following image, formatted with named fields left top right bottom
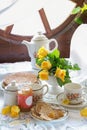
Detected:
left=49, top=39, right=58, bottom=51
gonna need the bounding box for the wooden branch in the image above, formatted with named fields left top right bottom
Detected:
left=39, top=8, right=52, bottom=35
left=70, top=0, right=84, bottom=6
left=5, top=24, right=14, bottom=34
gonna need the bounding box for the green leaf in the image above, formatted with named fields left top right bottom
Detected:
left=59, top=58, right=69, bottom=68
left=56, top=77, right=71, bottom=87
left=72, top=7, right=81, bottom=14
left=64, top=78, right=71, bottom=84
left=48, top=49, right=60, bottom=58
left=56, top=78, right=63, bottom=87
left=36, top=58, right=44, bottom=66
left=72, top=64, right=80, bottom=70
left=74, top=17, right=83, bottom=24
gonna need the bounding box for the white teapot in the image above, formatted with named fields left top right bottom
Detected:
left=22, top=32, right=58, bottom=69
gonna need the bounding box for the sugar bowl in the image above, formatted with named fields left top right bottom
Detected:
left=4, top=80, right=18, bottom=106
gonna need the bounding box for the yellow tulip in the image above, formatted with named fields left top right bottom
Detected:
left=39, top=70, right=49, bottom=80
left=37, top=47, right=48, bottom=59
left=55, top=68, right=66, bottom=82
left=41, top=61, right=52, bottom=70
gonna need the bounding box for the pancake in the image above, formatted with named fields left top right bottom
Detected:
left=2, top=72, right=38, bottom=88
left=31, top=101, right=64, bottom=121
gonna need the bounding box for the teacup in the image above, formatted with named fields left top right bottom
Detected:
left=64, top=82, right=84, bottom=104
left=31, top=83, right=48, bottom=103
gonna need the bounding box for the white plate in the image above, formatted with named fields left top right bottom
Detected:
left=30, top=104, right=69, bottom=123
left=57, top=92, right=87, bottom=109
left=0, top=70, right=38, bottom=90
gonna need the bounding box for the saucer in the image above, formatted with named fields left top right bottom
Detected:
left=57, top=92, right=87, bottom=109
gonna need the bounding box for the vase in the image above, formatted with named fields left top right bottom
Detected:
left=44, top=76, right=63, bottom=98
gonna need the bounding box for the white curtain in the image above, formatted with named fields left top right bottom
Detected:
left=70, top=24, right=87, bottom=83
left=70, top=24, right=87, bottom=67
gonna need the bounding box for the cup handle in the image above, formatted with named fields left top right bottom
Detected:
left=42, top=84, right=49, bottom=95
left=37, top=79, right=41, bottom=84
left=49, top=39, right=58, bottom=52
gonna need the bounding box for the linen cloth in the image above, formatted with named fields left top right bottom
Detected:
left=0, top=61, right=87, bottom=130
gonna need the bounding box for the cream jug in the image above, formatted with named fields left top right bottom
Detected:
left=4, top=80, right=18, bottom=106
left=22, top=32, right=58, bottom=69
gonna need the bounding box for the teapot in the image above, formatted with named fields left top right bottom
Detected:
left=22, top=32, right=58, bottom=69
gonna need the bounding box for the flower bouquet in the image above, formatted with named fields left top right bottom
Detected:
left=36, top=47, right=80, bottom=87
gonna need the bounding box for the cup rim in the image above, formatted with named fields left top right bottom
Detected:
left=64, top=82, right=81, bottom=90
left=32, top=83, right=43, bottom=91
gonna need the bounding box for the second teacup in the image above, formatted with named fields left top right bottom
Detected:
left=31, top=83, right=48, bottom=103
left=64, top=82, right=83, bottom=104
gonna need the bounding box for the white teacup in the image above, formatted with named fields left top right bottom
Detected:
left=64, top=82, right=84, bottom=104
left=31, top=83, right=48, bottom=103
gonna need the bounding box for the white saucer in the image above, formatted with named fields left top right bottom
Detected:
left=57, top=92, right=87, bottom=109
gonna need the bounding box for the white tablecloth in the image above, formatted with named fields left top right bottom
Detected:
left=0, top=61, right=87, bottom=130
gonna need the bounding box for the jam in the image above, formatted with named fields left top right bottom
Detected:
left=18, top=87, right=33, bottom=112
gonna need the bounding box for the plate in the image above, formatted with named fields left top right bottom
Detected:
left=57, top=92, right=87, bottom=109
left=1, top=71, right=39, bottom=90
left=30, top=103, right=69, bottom=123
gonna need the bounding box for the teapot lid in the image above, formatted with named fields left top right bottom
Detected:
left=32, top=32, right=48, bottom=41
left=5, top=80, right=18, bottom=91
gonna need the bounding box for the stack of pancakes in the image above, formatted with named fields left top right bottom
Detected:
left=2, top=72, right=38, bottom=88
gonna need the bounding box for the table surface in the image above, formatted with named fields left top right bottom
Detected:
left=0, top=61, right=87, bottom=130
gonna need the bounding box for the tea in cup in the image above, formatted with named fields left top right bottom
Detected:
left=64, top=82, right=83, bottom=104
left=31, top=83, right=48, bottom=103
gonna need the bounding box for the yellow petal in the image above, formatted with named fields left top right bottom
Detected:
left=80, top=108, right=87, bottom=117
left=1, top=106, right=11, bottom=115
left=62, top=99, right=70, bottom=105
left=10, top=112, right=19, bottom=118
left=11, top=105, right=20, bottom=113
left=41, top=61, right=52, bottom=70
left=39, top=70, right=49, bottom=80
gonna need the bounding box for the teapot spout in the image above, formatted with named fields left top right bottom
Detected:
left=21, top=40, right=31, bottom=54
left=21, top=40, right=34, bottom=59
left=22, top=40, right=30, bottom=48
